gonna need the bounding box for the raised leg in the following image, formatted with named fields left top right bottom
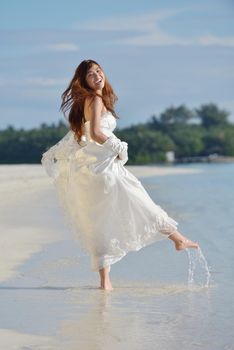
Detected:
left=167, top=229, right=199, bottom=250
left=99, top=266, right=113, bottom=291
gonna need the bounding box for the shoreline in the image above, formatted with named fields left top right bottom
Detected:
left=126, top=164, right=203, bottom=178
left=0, top=163, right=203, bottom=180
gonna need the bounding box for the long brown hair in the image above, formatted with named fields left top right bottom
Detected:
left=60, top=59, right=119, bottom=142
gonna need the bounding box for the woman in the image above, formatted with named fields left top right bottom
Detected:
left=41, top=59, right=198, bottom=292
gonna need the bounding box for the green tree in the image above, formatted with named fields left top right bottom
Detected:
left=160, top=105, right=194, bottom=125
left=168, top=124, right=205, bottom=158
left=0, top=104, right=233, bottom=165
left=196, top=103, right=229, bottom=128
left=223, top=125, right=234, bottom=156
left=117, top=125, right=175, bottom=164
left=202, top=125, right=234, bottom=156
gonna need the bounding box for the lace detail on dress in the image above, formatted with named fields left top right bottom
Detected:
left=41, top=130, right=86, bottom=179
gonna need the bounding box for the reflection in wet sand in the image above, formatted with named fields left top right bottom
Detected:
left=57, top=282, right=212, bottom=350
left=0, top=328, right=57, bottom=349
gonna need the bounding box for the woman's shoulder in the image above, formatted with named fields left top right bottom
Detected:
left=84, top=96, right=104, bottom=112
left=84, top=95, right=104, bottom=121
left=85, top=95, right=103, bottom=108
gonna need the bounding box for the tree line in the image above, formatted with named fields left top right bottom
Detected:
left=0, top=103, right=234, bottom=164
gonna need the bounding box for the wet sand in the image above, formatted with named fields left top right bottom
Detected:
left=1, top=164, right=233, bottom=349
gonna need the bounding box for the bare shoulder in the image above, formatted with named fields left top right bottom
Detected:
left=89, top=95, right=103, bottom=109
left=84, top=95, right=104, bottom=122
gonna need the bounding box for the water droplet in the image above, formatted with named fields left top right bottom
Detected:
left=186, top=246, right=211, bottom=289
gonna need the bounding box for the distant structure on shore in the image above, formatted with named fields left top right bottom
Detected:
left=165, top=151, right=175, bottom=163
left=175, top=154, right=234, bottom=164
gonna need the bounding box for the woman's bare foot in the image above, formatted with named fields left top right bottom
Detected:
left=99, top=278, right=113, bottom=291
left=168, top=230, right=199, bottom=251
left=101, top=280, right=114, bottom=291
left=99, top=266, right=114, bottom=291
left=175, top=238, right=199, bottom=251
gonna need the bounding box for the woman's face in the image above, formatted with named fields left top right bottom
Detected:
left=85, top=64, right=105, bottom=92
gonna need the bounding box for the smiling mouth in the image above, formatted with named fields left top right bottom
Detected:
left=95, top=78, right=103, bottom=84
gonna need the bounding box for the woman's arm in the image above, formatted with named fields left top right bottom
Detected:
left=84, top=96, right=128, bottom=161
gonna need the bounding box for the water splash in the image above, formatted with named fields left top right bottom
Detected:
left=186, top=247, right=211, bottom=289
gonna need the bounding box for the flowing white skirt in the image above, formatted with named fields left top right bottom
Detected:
left=41, top=131, right=178, bottom=271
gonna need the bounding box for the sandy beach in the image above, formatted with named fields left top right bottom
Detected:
left=1, top=163, right=233, bottom=349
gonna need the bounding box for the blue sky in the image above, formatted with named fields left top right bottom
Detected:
left=1, top=0, right=234, bottom=129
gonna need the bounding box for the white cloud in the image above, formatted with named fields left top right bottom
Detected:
left=44, top=43, right=79, bottom=52
left=198, top=34, right=234, bottom=47
left=0, top=77, right=67, bottom=87
left=25, top=77, right=67, bottom=87
left=74, top=9, right=185, bottom=32
left=116, top=32, right=234, bottom=47
left=73, top=9, right=234, bottom=48
left=115, top=31, right=188, bottom=47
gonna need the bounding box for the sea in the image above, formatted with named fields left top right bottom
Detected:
left=0, top=163, right=234, bottom=349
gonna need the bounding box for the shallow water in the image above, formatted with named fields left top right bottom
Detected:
left=0, top=163, right=234, bottom=349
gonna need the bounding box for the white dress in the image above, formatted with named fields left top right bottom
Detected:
left=41, top=111, right=178, bottom=271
